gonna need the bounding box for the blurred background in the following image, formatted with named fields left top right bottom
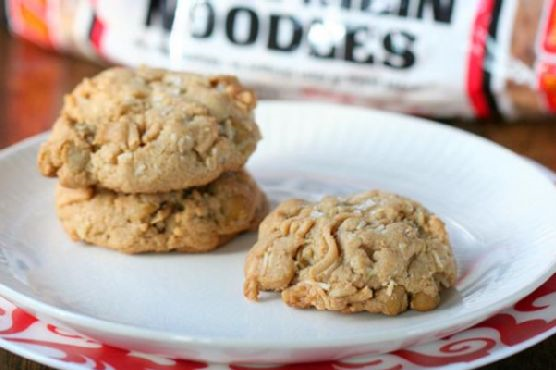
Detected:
left=0, top=0, right=555, bottom=165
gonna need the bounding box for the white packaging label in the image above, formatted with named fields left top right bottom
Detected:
left=168, top=0, right=479, bottom=116
left=88, top=0, right=544, bottom=117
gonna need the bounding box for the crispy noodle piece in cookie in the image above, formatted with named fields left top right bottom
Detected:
left=56, top=171, right=268, bottom=254
left=244, top=191, right=457, bottom=315
left=38, top=66, right=260, bottom=193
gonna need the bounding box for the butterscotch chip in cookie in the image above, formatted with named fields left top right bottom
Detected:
left=38, top=66, right=260, bottom=193
left=56, top=171, right=268, bottom=253
left=244, top=191, right=457, bottom=316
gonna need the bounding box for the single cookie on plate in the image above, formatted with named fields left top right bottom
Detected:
left=56, top=171, right=268, bottom=253
left=38, top=66, right=260, bottom=193
left=244, top=191, right=457, bottom=316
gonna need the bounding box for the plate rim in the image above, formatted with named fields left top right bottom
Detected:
left=1, top=101, right=556, bottom=351
left=2, top=274, right=556, bottom=370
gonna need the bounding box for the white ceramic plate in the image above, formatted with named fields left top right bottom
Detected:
left=0, top=101, right=556, bottom=364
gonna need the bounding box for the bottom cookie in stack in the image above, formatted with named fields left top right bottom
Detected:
left=55, top=171, right=268, bottom=254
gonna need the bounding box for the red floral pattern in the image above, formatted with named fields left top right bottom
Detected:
left=0, top=299, right=207, bottom=370
left=514, top=274, right=556, bottom=312
left=393, top=338, right=497, bottom=366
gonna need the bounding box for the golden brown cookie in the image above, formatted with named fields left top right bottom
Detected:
left=56, top=171, right=268, bottom=253
left=38, top=66, right=260, bottom=193
left=244, top=191, right=457, bottom=316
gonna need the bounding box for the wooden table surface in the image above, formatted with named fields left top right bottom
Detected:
left=1, top=28, right=556, bottom=370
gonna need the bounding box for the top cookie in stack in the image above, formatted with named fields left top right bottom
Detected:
left=37, top=66, right=267, bottom=254
left=38, top=66, right=260, bottom=194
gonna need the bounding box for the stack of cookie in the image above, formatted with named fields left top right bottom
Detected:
left=37, top=67, right=267, bottom=253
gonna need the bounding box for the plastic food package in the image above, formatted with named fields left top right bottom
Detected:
left=3, top=0, right=556, bottom=118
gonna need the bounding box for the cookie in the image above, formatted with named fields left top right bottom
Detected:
left=244, top=191, right=457, bottom=316
left=56, top=171, right=268, bottom=253
left=38, top=66, right=260, bottom=193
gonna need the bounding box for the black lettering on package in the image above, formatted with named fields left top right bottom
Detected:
left=226, top=7, right=259, bottom=45
left=344, top=26, right=375, bottom=64
left=190, top=1, right=215, bottom=38
left=383, top=31, right=416, bottom=69
left=308, top=20, right=338, bottom=60
left=146, top=0, right=178, bottom=31
left=416, top=0, right=455, bottom=24
left=268, top=14, right=304, bottom=52
left=184, top=1, right=420, bottom=70
left=303, top=0, right=455, bottom=24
